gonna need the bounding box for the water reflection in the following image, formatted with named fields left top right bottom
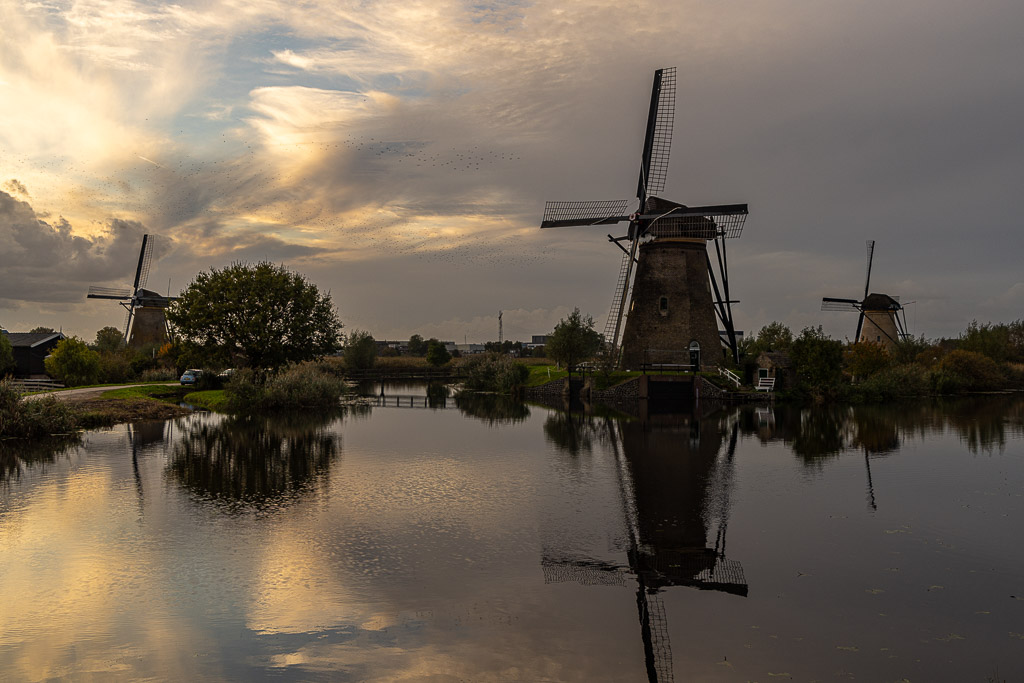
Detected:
left=0, top=435, right=80, bottom=485
left=167, top=412, right=341, bottom=512
left=543, top=409, right=747, bottom=682
left=748, top=394, right=1024, bottom=457
left=455, top=393, right=531, bottom=425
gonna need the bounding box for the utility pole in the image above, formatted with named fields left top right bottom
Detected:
left=498, top=310, right=503, bottom=345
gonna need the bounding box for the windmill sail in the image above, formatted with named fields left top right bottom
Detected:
left=87, top=286, right=132, bottom=300
left=637, top=67, right=676, bottom=203
left=821, top=297, right=861, bottom=312
left=541, top=200, right=630, bottom=229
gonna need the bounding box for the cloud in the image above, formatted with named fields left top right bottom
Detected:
left=3, top=0, right=1024, bottom=339
left=0, top=190, right=151, bottom=306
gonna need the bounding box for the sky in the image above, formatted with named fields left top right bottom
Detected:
left=1, top=0, right=1022, bottom=344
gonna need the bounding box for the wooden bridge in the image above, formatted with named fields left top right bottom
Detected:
left=344, top=368, right=467, bottom=382
left=368, top=394, right=459, bottom=409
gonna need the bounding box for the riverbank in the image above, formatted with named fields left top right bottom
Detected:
left=3, top=382, right=193, bottom=438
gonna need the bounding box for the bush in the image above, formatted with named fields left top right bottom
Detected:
left=854, top=364, right=930, bottom=402
left=931, top=350, right=1006, bottom=393
left=0, top=381, right=80, bottom=438
left=344, top=330, right=376, bottom=370
left=790, top=327, right=845, bottom=401
left=44, top=337, right=101, bottom=386
left=0, top=334, right=15, bottom=377
left=139, top=367, right=178, bottom=382
left=459, top=353, right=529, bottom=393
left=844, top=341, right=891, bottom=380
left=426, top=339, right=451, bottom=366
left=226, top=365, right=345, bottom=411
left=98, top=351, right=134, bottom=384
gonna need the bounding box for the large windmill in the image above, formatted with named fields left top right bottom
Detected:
left=87, top=234, right=176, bottom=347
left=540, top=67, right=749, bottom=368
left=821, top=240, right=908, bottom=349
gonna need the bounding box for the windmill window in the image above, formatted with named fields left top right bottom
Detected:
left=659, top=296, right=668, bottom=316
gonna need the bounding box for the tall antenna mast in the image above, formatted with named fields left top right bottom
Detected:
left=498, top=310, right=503, bottom=344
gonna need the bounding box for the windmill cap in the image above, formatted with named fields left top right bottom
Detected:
left=863, top=293, right=901, bottom=310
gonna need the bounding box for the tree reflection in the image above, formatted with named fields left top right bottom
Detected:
left=0, top=436, right=81, bottom=485
left=542, top=410, right=603, bottom=456
left=455, top=394, right=530, bottom=425
left=167, top=412, right=341, bottom=511
left=755, top=395, right=1024, bottom=459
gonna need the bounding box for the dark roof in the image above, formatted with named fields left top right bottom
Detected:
left=757, top=350, right=792, bottom=368
left=862, top=293, right=901, bottom=311
left=4, top=332, right=66, bottom=348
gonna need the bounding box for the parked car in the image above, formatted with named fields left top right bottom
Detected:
left=217, top=368, right=235, bottom=378
left=180, top=369, right=203, bottom=385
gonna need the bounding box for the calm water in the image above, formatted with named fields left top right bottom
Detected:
left=1, top=395, right=1023, bottom=681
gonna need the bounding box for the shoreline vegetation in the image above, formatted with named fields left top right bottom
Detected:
left=5, top=316, right=1023, bottom=439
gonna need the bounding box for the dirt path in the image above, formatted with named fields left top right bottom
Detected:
left=22, top=383, right=179, bottom=403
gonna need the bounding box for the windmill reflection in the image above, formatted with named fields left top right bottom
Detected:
left=167, top=413, right=341, bottom=511
left=127, top=420, right=170, bottom=507
left=542, top=409, right=747, bottom=683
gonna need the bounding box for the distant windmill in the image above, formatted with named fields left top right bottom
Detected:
left=540, top=67, right=749, bottom=368
left=821, top=240, right=908, bottom=349
left=87, top=234, right=176, bottom=347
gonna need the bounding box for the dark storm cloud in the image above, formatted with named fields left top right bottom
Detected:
left=0, top=190, right=152, bottom=306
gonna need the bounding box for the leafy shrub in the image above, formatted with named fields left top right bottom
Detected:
left=790, top=327, right=845, bottom=401
left=0, top=334, right=15, bottom=377
left=0, top=381, right=80, bottom=438
left=855, top=364, right=930, bottom=402
left=459, top=353, right=529, bottom=393
left=98, top=351, right=134, bottom=384
left=844, top=341, right=891, bottom=380
left=44, top=337, right=101, bottom=386
left=344, top=330, right=376, bottom=370
left=932, top=350, right=1006, bottom=392
left=139, top=367, right=178, bottom=382
left=226, top=365, right=345, bottom=411
left=426, top=339, right=451, bottom=366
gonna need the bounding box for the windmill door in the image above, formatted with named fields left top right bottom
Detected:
left=689, top=341, right=701, bottom=369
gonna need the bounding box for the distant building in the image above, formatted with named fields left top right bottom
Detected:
left=525, top=335, right=549, bottom=350
left=454, top=343, right=485, bottom=355
left=4, top=331, right=66, bottom=378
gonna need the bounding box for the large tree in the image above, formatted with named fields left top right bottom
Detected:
left=547, top=307, right=603, bottom=376
left=93, top=326, right=126, bottom=353
left=168, top=262, right=342, bottom=373
left=344, top=330, right=376, bottom=370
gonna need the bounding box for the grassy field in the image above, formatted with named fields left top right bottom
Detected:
left=100, top=384, right=187, bottom=400
left=182, top=389, right=230, bottom=412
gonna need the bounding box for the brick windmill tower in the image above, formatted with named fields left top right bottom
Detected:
left=540, top=67, right=749, bottom=369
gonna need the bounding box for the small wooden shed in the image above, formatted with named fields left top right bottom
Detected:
left=755, top=350, right=794, bottom=390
